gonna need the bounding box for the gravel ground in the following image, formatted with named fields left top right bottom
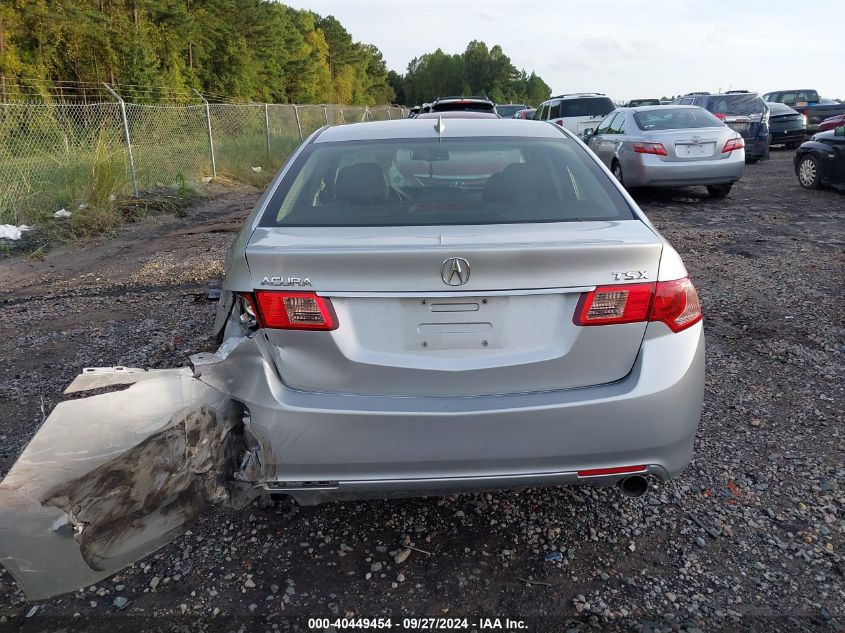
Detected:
left=0, top=151, right=842, bottom=633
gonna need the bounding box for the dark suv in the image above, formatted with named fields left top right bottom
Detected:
left=675, top=92, right=770, bottom=163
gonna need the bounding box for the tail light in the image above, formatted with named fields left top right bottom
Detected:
left=713, top=112, right=726, bottom=121
left=723, top=137, right=745, bottom=153
left=574, top=277, right=702, bottom=333
left=632, top=142, right=668, bottom=156
left=249, top=291, right=337, bottom=330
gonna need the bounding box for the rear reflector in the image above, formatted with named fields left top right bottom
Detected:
left=577, top=465, right=647, bottom=477
left=723, top=137, right=745, bottom=153
left=252, top=291, right=337, bottom=330
left=632, top=142, right=668, bottom=156
left=574, top=277, right=702, bottom=332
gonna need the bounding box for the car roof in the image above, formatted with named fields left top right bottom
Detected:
left=626, top=105, right=702, bottom=112
left=313, top=119, right=566, bottom=143
left=549, top=93, right=607, bottom=100
left=695, top=92, right=761, bottom=98
left=415, top=111, right=500, bottom=119
left=767, top=101, right=798, bottom=112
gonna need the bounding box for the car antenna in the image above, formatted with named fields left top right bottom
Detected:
left=434, top=115, right=445, bottom=138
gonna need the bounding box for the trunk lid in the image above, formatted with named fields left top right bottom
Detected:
left=644, top=127, right=731, bottom=161
left=246, top=221, right=663, bottom=397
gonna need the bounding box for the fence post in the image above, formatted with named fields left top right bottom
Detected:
left=323, top=105, right=329, bottom=125
left=387, top=106, right=393, bottom=120
left=293, top=105, right=304, bottom=141
left=264, top=103, right=271, bottom=162
left=193, top=89, right=216, bottom=178
left=103, top=83, right=138, bottom=197
left=361, top=106, right=369, bottom=122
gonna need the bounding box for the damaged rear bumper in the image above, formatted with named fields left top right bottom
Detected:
left=0, top=324, right=703, bottom=599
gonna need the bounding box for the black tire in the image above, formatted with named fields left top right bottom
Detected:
left=746, top=156, right=760, bottom=164
left=786, top=142, right=800, bottom=150
left=796, top=154, right=821, bottom=189
left=611, top=161, right=624, bottom=186
left=707, top=184, right=732, bottom=199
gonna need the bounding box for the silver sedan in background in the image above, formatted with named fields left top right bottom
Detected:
left=584, top=106, right=745, bottom=198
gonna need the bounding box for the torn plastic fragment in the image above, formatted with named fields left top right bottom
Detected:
left=0, top=366, right=259, bottom=600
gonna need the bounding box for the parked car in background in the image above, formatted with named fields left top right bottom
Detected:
left=533, top=93, right=615, bottom=133
left=408, top=106, right=421, bottom=118
left=494, top=103, right=528, bottom=118
left=415, top=111, right=500, bottom=119
left=626, top=99, right=661, bottom=107
left=514, top=108, right=536, bottom=119
left=794, top=126, right=845, bottom=192
left=767, top=101, right=807, bottom=149
left=431, top=96, right=496, bottom=113
left=674, top=92, right=770, bottom=163
left=818, top=113, right=845, bottom=133
left=583, top=106, right=745, bottom=198
left=763, top=89, right=845, bottom=132
left=420, top=102, right=433, bottom=114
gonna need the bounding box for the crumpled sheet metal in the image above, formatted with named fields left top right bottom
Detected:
left=0, top=367, right=249, bottom=600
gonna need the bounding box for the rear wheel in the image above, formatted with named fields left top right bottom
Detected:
left=797, top=155, right=821, bottom=189
left=706, top=184, right=732, bottom=198
left=612, top=161, right=624, bottom=186
left=746, top=156, right=760, bottom=164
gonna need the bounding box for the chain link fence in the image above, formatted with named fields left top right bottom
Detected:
left=0, top=95, right=406, bottom=226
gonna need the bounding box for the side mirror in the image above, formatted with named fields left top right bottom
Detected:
left=835, top=126, right=845, bottom=137
left=581, top=128, right=595, bottom=142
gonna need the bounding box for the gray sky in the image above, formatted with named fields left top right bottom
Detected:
left=286, top=0, right=844, bottom=101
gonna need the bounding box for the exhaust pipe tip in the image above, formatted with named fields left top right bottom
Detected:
left=618, top=475, right=649, bottom=498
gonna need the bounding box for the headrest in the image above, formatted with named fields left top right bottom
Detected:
left=335, top=163, right=388, bottom=203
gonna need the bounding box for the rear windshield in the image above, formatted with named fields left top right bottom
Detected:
left=260, top=137, right=635, bottom=227
left=634, top=108, right=724, bottom=131
left=559, top=97, right=615, bottom=118
left=431, top=100, right=495, bottom=112
left=696, top=94, right=766, bottom=116
left=495, top=104, right=527, bottom=117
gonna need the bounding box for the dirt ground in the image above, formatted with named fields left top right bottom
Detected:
left=0, top=150, right=843, bottom=633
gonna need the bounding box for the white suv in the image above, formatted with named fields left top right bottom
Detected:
left=534, top=93, right=616, bottom=134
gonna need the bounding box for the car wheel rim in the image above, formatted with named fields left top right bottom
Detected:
left=613, top=166, right=622, bottom=182
left=799, top=159, right=816, bottom=186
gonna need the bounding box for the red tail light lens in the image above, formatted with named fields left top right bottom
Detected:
left=723, top=137, right=745, bottom=153
left=574, top=277, right=702, bottom=332
left=252, top=291, right=337, bottom=330
left=574, top=283, right=654, bottom=325
left=632, top=142, right=668, bottom=156
left=650, top=277, right=702, bottom=332
left=713, top=112, right=726, bottom=121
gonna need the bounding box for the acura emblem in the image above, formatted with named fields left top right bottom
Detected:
left=691, top=135, right=703, bottom=144
left=441, top=257, right=470, bottom=286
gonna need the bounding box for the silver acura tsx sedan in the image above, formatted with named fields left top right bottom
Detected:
left=585, top=105, right=745, bottom=197
left=212, top=118, right=705, bottom=501
left=0, top=118, right=705, bottom=600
